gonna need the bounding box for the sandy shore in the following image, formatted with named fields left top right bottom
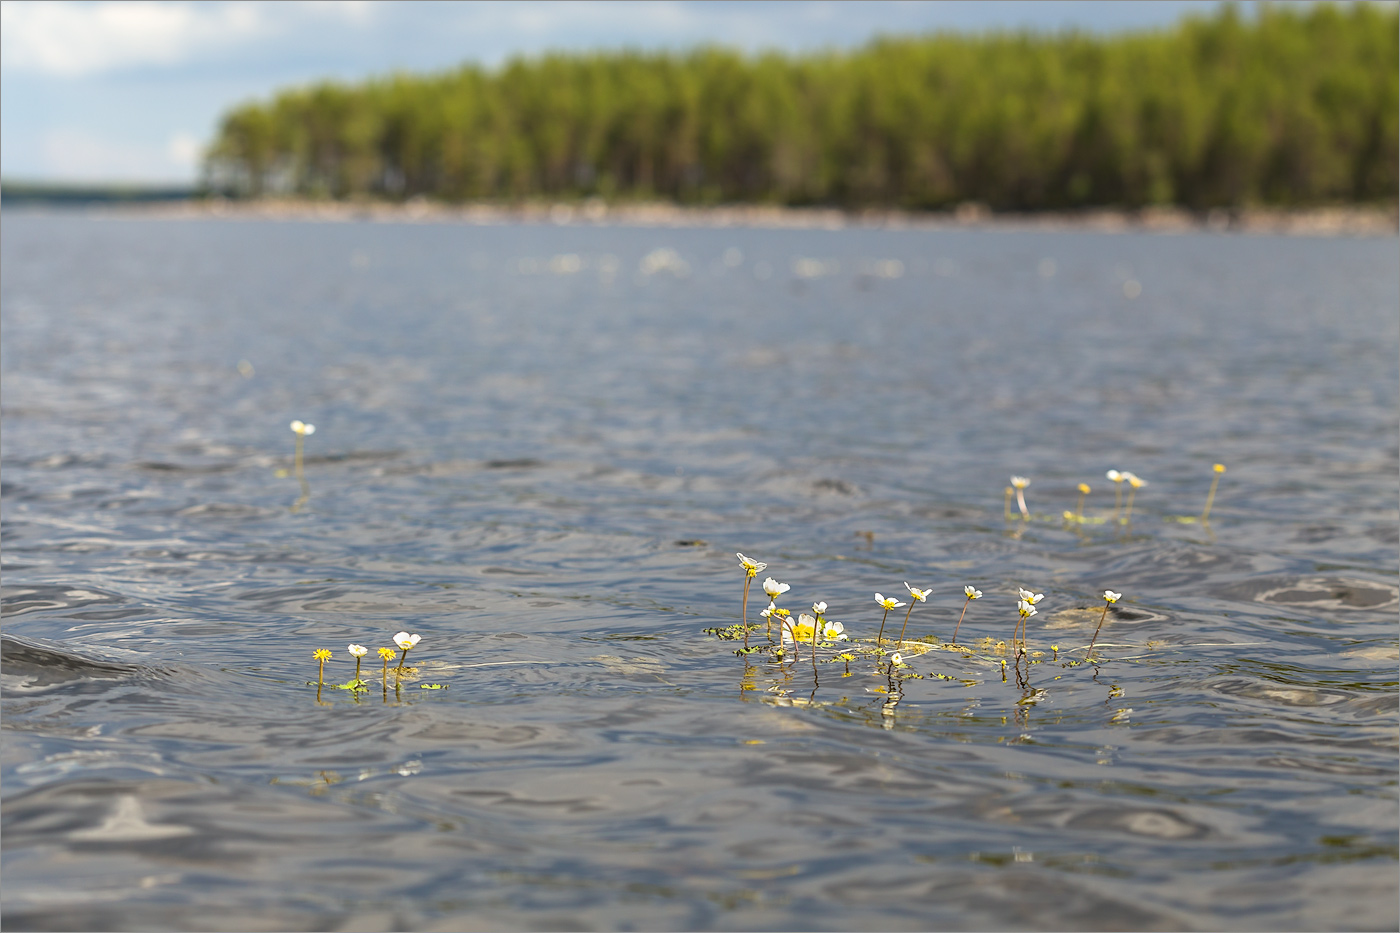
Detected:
left=46, top=197, right=1400, bottom=237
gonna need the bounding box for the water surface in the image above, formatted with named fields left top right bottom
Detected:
left=2, top=213, right=1397, bottom=931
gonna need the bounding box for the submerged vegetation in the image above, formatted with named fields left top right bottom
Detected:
left=205, top=4, right=1397, bottom=210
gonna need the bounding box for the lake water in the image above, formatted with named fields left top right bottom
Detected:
left=2, top=212, right=1396, bottom=931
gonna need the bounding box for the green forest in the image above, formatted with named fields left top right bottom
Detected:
left=204, top=3, right=1397, bottom=211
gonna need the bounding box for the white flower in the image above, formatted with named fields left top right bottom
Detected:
left=1103, top=590, right=1122, bottom=603
left=393, top=632, right=421, bottom=650
left=822, top=620, right=848, bottom=641
left=782, top=614, right=817, bottom=644
left=875, top=593, right=906, bottom=610
left=905, top=583, right=931, bottom=602
left=347, top=644, right=368, bottom=658
left=1122, top=472, right=1146, bottom=488
left=890, top=653, right=904, bottom=666
left=290, top=420, right=315, bottom=435
left=1017, top=600, right=1039, bottom=618
left=964, top=586, right=983, bottom=600
left=1017, top=588, right=1044, bottom=605
left=1106, top=469, right=1122, bottom=482
left=811, top=601, right=827, bottom=615
left=736, top=553, right=767, bottom=575
left=762, top=578, right=789, bottom=599
left=1010, top=476, right=1030, bottom=489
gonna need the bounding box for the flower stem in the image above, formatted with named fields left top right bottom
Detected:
left=317, top=657, right=325, bottom=686
left=741, top=576, right=752, bottom=650
left=952, top=596, right=972, bottom=643
left=354, top=657, right=362, bottom=684
left=876, top=608, right=890, bottom=644
left=1075, top=490, right=1087, bottom=520
left=1201, top=474, right=1222, bottom=523
left=1088, top=603, right=1111, bottom=654
left=896, top=602, right=916, bottom=647
left=1113, top=483, right=1123, bottom=522
left=1003, top=487, right=1013, bottom=521
left=1016, top=488, right=1029, bottom=519
left=1124, top=486, right=1137, bottom=524
left=291, top=433, right=310, bottom=512
left=396, top=647, right=411, bottom=677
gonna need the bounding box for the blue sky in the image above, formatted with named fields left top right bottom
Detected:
left=1, top=0, right=1235, bottom=184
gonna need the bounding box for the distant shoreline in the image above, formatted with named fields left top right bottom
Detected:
left=12, top=197, right=1398, bottom=237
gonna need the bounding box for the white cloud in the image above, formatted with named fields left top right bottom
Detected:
left=0, top=1, right=268, bottom=77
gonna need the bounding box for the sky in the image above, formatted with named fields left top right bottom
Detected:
left=1, top=0, right=1236, bottom=185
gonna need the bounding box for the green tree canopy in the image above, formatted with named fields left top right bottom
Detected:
left=204, top=3, right=1397, bottom=209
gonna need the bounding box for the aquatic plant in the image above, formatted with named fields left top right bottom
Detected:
left=874, top=592, right=905, bottom=644
left=290, top=419, right=315, bottom=459
left=951, top=585, right=982, bottom=644
left=1003, top=485, right=1014, bottom=521
left=809, top=602, right=828, bottom=671
left=761, top=577, right=790, bottom=640
left=348, top=644, right=368, bottom=686
left=820, top=618, right=848, bottom=643
left=1106, top=470, right=1125, bottom=520
left=289, top=420, right=315, bottom=512
left=378, top=646, right=396, bottom=687
left=393, top=631, right=421, bottom=677
left=800, top=611, right=822, bottom=672
left=736, top=553, right=767, bottom=649
left=775, top=612, right=801, bottom=662
left=1201, top=463, right=1226, bottom=522
left=1065, top=482, right=1091, bottom=522
left=1014, top=588, right=1044, bottom=648
left=1088, top=591, right=1121, bottom=655
left=896, top=583, right=931, bottom=646
left=313, top=648, right=331, bottom=685
left=1121, top=472, right=1146, bottom=523
left=1010, top=476, right=1031, bottom=518
left=761, top=602, right=792, bottom=653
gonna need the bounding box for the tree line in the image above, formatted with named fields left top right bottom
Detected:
left=204, top=3, right=1397, bottom=210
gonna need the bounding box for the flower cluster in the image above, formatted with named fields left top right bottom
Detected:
left=1008, top=463, right=1227, bottom=527
left=718, top=551, right=1130, bottom=690
left=310, top=632, right=425, bottom=693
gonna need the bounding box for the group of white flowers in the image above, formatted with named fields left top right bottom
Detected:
left=1007, top=469, right=1150, bottom=520
left=1105, top=469, right=1145, bottom=488
left=734, top=553, right=1126, bottom=661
